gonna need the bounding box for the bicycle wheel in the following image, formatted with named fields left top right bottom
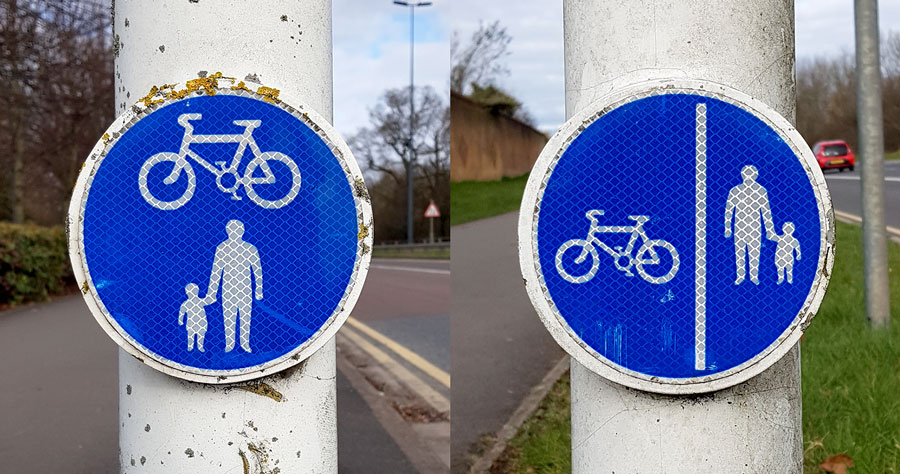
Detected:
left=555, top=239, right=600, bottom=284
left=138, top=152, right=195, bottom=210
left=244, top=151, right=302, bottom=209
left=634, top=239, right=679, bottom=284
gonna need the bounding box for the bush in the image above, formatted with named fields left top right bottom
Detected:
left=0, top=223, right=73, bottom=305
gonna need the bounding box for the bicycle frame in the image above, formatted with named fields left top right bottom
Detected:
left=166, top=114, right=273, bottom=188
left=586, top=219, right=650, bottom=259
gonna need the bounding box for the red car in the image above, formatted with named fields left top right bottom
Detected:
left=812, top=140, right=855, bottom=172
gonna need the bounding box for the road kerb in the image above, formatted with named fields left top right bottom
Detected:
left=337, top=354, right=449, bottom=474
left=347, top=316, right=451, bottom=388
left=468, top=355, right=570, bottom=474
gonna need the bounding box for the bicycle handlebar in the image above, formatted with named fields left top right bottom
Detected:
left=233, top=120, right=262, bottom=130
left=177, top=114, right=202, bottom=126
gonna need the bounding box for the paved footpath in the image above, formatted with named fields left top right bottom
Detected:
left=450, top=212, right=564, bottom=473
left=0, top=259, right=446, bottom=474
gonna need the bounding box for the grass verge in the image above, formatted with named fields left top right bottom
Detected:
left=493, top=220, right=900, bottom=473
left=371, top=247, right=450, bottom=260
left=886, top=149, right=900, bottom=160
left=450, top=174, right=529, bottom=226
left=491, top=371, right=571, bottom=474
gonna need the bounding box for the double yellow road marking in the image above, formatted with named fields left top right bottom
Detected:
left=340, top=317, right=450, bottom=413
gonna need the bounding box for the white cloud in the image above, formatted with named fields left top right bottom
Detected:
left=333, top=1, right=450, bottom=136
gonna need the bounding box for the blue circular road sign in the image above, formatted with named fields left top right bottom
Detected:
left=519, top=80, right=833, bottom=394
left=69, top=78, right=372, bottom=383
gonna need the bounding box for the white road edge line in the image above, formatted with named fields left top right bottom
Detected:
left=370, top=264, right=451, bottom=275
left=825, top=176, right=900, bottom=182
left=833, top=209, right=900, bottom=245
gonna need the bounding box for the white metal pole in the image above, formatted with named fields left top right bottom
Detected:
left=563, top=1, right=803, bottom=472
left=114, top=1, right=337, bottom=472
left=854, top=0, right=891, bottom=328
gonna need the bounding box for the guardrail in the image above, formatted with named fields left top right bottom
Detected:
left=372, top=241, right=450, bottom=258
left=374, top=241, right=450, bottom=251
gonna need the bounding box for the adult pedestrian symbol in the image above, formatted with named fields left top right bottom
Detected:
left=519, top=79, right=833, bottom=394
left=68, top=76, right=373, bottom=383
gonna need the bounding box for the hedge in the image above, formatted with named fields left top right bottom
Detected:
left=0, top=222, right=73, bottom=305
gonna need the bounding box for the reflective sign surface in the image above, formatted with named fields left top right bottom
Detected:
left=70, top=84, right=372, bottom=383
left=520, top=80, right=832, bottom=393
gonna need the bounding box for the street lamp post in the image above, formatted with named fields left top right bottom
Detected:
left=393, top=0, right=432, bottom=244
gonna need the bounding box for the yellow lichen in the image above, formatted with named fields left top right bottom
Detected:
left=256, top=86, right=280, bottom=104
left=358, top=223, right=369, bottom=240
left=235, top=382, right=283, bottom=402
left=137, top=73, right=280, bottom=111
left=138, top=85, right=165, bottom=107
left=230, top=81, right=252, bottom=93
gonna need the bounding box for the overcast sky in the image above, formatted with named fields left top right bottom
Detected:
left=333, top=0, right=450, bottom=137
left=450, top=0, right=900, bottom=133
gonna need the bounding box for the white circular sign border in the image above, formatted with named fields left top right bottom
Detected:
left=68, top=81, right=373, bottom=384
left=518, top=78, right=834, bottom=395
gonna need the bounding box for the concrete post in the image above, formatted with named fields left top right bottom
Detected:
left=113, top=1, right=337, bottom=472
left=854, top=0, right=892, bottom=328
left=563, top=1, right=803, bottom=472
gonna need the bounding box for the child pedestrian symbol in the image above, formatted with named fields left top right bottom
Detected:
left=179, top=283, right=208, bottom=352
left=774, top=222, right=801, bottom=284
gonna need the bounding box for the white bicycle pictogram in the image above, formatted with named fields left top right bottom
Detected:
left=138, top=113, right=301, bottom=210
left=555, top=210, right=680, bottom=284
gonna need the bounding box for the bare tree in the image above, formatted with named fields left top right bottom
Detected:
left=450, top=20, right=511, bottom=95
left=0, top=0, right=112, bottom=224
left=349, top=86, right=450, bottom=242
left=882, top=31, right=900, bottom=152
left=795, top=30, right=900, bottom=154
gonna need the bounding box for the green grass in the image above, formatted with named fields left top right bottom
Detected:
left=801, top=221, right=900, bottom=473
left=495, top=221, right=900, bottom=473
left=491, top=372, right=571, bottom=474
left=371, top=246, right=450, bottom=260
left=450, top=174, right=529, bottom=226
left=886, top=149, right=900, bottom=160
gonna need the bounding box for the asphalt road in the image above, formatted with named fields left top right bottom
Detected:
left=822, top=160, right=900, bottom=228
left=355, top=259, right=451, bottom=376
left=449, top=213, right=564, bottom=473
left=0, top=258, right=448, bottom=474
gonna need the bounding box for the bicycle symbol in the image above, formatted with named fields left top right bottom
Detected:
left=138, top=113, right=301, bottom=210
left=555, top=210, right=680, bottom=284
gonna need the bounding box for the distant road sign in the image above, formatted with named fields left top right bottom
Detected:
left=519, top=79, right=833, bottom=394
left=424, top=200, right=441, bottom=218
left=68, top=77, right=373, bottom=383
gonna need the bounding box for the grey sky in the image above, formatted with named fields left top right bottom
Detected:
left=451, top=1, right=900, bottom=132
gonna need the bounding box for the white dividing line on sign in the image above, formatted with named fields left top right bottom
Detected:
left=695, top=103, right=707, bottom=371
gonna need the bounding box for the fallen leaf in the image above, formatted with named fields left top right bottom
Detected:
left=820, top=452, right=854, bottom=474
